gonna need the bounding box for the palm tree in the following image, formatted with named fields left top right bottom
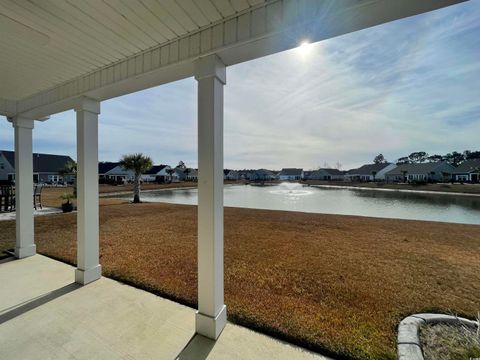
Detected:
left=119, top=153, right=153, bottom=203
left=166, top=167, right=175, bottom=183
left=401, top=170, right=408, bottom=183
left=59, top=161, right=77, bottom=197
left=371, top=170, right=377, bottom=182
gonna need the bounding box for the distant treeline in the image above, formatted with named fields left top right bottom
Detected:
left=395, top=150, right=480, bottom=166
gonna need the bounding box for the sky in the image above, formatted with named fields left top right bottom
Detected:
left=1, top=1, right=479, bottom=170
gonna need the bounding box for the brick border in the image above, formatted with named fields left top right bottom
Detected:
left=397, top=313, right=478, bottom=360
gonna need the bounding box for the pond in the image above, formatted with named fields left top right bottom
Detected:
left=117, top=183, right=480, bottom=225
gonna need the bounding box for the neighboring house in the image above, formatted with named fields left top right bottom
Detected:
left=345, top=163, right=396, bottom=182
left=185, top=168, right=198, bottom=181
left=279, top=168, right=303, bottom=181
left=142, top=165, right=178, bottom=183
left=238, top=170, right=255, bottom=181
left=307, top=168, right=345, bottom=181
left=302, top=171, right=312, bottom=180
left=385, top=162, right=455, bottom=183
left=0, top=150, right=15, bottom=182
left=98, top=162, right=135, bottom=183
left=223, top=169, right=230, bottom=180
left=174, top=167, right=186, bottom=181
left=224, top=170, right=239, bottom=181
left=0, top=149, right=74, bottom=183
left=253, top=169, right=276, bottom=181
left=452, top=159, right=480, bottom=183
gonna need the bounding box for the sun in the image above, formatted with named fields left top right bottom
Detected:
left=297, top=40, right=313, bottom=57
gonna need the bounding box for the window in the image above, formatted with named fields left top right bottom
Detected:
left=48, top=175, right=62, bottom=182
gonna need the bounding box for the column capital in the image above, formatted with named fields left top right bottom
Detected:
left=194, top=54, right=226, bottom=84
left=74, top=96, right=100, bottom=115
left=9, top=116, right=34, bottom=130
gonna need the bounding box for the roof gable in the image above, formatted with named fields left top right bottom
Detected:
left=99, top=162, right=120, bottom=174
left=348, top=163, right=392, bottom=175
left=145, top=165, right=168, bottom=175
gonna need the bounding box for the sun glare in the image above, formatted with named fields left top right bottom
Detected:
left=297, top=40, right=312, bottom=57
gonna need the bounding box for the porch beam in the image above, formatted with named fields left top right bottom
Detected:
left=195, top=54, right=227, bottom=340
left=11, top=116, right=35, bottom=258
left=74, top=97, right=101, bottom=285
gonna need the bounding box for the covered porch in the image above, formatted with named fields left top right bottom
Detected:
left=0, top=0, right=465, bottom=357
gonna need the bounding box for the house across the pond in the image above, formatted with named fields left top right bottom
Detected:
left=345, top=163, right=396, bottom=182
left=307, top=168, right=345, bottom=181
left=141, top=165, right=178, bottom=183
left=279, top=168, right=303, bottom=181
left=452, top=159, right=480, bottom=183
left=0, top=149, right=74, bottom=184
left=98, top=162, right=135, bottom=183
left=385, top=161, right=455, bottom=183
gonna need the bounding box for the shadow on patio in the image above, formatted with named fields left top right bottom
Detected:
left=0, top=255, right=327, bottom=360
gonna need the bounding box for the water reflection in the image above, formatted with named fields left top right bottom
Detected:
left=118, top=184, right=480, bottom=225
left=348, top=187, right=480, bottom=210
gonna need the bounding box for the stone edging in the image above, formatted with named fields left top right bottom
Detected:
left=397, top=313, right=479, bottom=360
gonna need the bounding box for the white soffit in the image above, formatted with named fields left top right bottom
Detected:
left=0, top=0, right=264, bottom=101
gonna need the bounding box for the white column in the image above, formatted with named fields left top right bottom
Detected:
left=11, top=117, right=36, bottom=258
left=194, top=54, right=227, bottom=340
left=74, top=97, right=101, bottom=285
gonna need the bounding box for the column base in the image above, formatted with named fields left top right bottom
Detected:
left=196, top=305, right=227, bottom=340
left=75, top=265, right=102, bottom=285
left=15, top=244, right=36, bottom=259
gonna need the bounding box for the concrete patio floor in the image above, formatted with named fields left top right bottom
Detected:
left=0, top=255, right=329, bottom=360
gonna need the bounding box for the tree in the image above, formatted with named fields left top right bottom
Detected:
left=401, top=170, right=408, bottom=183
left=177, top=161, right=186, bottom=169
left=58, top=161, right=77, bottom=197
left=373, top=154, right=386, bottom=164
left=408, top=151, right=428, bottom=163
left=166, top=167, right=175, bottom=183
left=371, top=170, right=377, bottom=182
left=444, top=151, right=463, bottom=166
left=427, top=154, right=443, bottom=163
left=397, top=157, right=410, bottom=165
left=465, top=150, right=480, bottom=160
left=335, top=161, right=342, bottom=170
left=119, top=153, right=153, bottom=203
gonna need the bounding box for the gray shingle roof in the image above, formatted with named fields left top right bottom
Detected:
left=1, top=150, right=74, bottom=173
left=386, top=162, right=451, bottom=176
left=98, top=162, right=120, bottom=174
left=320, top=168, right=344, bottom=176
left=347, top=163, right=392, bottom=175
left=454, top=159, right=480, bottom=173
left=279, top=168, right=303, bottom=176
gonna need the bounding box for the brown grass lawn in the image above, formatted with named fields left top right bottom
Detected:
left=1, top=201, right=479, bottom=359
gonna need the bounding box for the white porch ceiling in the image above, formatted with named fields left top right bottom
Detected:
left=0, top=0, right=264, bottom=101
left=0, top=0, right=466, bottom=118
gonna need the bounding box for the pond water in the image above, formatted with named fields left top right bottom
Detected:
left=118, top=183, right=480, bottom=225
